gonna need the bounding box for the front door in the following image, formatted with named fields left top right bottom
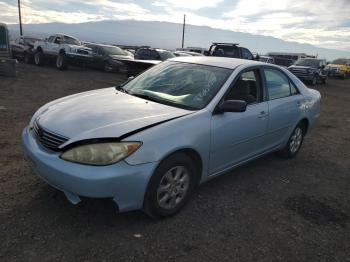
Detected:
left=209, top=68, right=269, bottom=175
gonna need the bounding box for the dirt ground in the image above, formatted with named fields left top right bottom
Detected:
left=0, top=63, right=350, bottom=262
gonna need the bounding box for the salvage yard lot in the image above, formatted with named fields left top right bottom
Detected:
left=0, top=64, right=350, bottom=261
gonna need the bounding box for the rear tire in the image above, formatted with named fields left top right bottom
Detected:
left=322, top=76, right=328, bottom=84
left=34, top=51, right=45, bottom=66
left=104, top=61, right=113, bottom=72
left=143, top=153, right=197, bottom=218
left=56, top=53, right=68, bottom=70
left=277, top=123, right=305, bottom=158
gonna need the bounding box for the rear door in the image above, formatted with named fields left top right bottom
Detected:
left=263, top=67, right=304, bottom=148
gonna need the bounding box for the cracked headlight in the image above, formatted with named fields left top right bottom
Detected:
left=61, top=142, right=141, bottom=165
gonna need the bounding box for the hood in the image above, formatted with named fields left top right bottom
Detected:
left=289, top=65, right=316, bottom=70
left=109, top=54, right=133, bottom=60
left=327, top=64, right=344, bottom=69
left=35, top=88, right=192, bottom=145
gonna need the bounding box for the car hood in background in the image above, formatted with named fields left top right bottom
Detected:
left=289, top=65, right=316, bottom=70
left=35, top=88, right=192, bottom=145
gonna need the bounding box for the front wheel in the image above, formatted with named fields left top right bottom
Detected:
left=311, top=75, right=318, bottom=85
left=277, top=123, right=305, bottom=158
left=56, top=53, right=68, bottom=70
left=143, top=154, right=197, bottom=218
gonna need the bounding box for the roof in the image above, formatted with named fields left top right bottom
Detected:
left=169, top=56, right=260, bottom=69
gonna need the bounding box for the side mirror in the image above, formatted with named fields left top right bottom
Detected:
left=216, top=100, right=247, bottom=114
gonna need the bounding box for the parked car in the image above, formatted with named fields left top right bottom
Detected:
left=134, top=47, right=175, bottom=61
left=22, top=57, right=321, bottom=218
left=85, top=43, right=133, bottom=72
left=174, top=51, right=203, bottom=57
left=33, top=34, right=93, bottom=70
left=11, top=36, right=41, bottom=64
left=0, top=23, right=16, bottom=77
left=176, top=47, right=207, bottom=55
left=173, top=51, right=192, bottom=57
left=267, top=52, right=315, bottom=67
left=326, top=58, right=350, bottom=78
left=288, top=58, right=328, bottom=85
left=207, top=43, right=254, bottom=60
left=259, top=55, right=275, bottom=64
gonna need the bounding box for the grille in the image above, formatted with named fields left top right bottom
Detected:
left=290, top=68, right=309, bottom=78
left=32, top=120, right=69, bottom=151
left=77, top=49, right=89, bottom=55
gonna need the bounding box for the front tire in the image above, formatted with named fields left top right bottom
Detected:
left=56, top=53, right=68, bottom=70
left=311, top=75, right=318, bottom=85
left=143, top=153, right=197, bottom=218
left=24, top=52, right=32, bottom=64
left=277, top=123, right=305, bottom=158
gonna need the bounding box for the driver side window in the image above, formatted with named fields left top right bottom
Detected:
left=225, top=69, right=262, bottom=105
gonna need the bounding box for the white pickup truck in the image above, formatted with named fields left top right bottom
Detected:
left=33, top=34, right=93, bottom=70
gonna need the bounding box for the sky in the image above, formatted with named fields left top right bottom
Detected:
left=1, top=0, right=350, bottom=51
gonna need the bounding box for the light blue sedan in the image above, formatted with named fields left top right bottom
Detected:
left=22, top=57, right=321, bottom=217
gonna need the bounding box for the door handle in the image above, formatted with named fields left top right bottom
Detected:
left=258, top=111, right=268, bottom=118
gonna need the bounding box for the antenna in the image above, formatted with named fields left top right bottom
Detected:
left=181, top=14, right=186, bottom=48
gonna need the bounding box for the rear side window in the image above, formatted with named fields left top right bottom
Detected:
left=264, top=68, right=298, bottom=100
left=242, top=48, right=253, bottom=60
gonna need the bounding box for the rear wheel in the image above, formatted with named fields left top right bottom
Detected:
left=143, top=153, right=197, bottom=218
left=34, top=51, right=45, bottom=66
left=277, top=123, right=305, bottom=158
left=104, top=61, right=113, bottom=72
left=322, top=75, right=328, bottom=84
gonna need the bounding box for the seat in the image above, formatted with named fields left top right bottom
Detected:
left=227, top=78, right=256, bottom=104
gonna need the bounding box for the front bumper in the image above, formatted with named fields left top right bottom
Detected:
left=22, top=127, right=158, bottom=212
left=66, top=52, right=93, bottom=62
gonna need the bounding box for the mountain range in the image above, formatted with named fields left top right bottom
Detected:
left=7, top=20, right=350, bottom=61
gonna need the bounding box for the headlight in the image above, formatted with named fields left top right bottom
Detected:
left=60, top=142, right=141, bottom=165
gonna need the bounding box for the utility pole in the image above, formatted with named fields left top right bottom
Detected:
left=18, top=0, right=23, bottom=36
left=181, top=14, right=186, bottom=48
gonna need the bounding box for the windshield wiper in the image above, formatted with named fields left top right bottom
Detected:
left=115, top=85, right=129, bottom=94
left=130, top=93, right=161, bottom=103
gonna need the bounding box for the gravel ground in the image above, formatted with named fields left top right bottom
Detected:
left=0, top=63, right=350, bottom=262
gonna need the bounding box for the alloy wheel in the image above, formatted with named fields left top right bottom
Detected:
left=290, top=127, right=303, bottom=154
left=157, top=166, right=190, bottom=210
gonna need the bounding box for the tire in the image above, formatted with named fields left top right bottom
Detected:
left=104, top=61, right=113, bottom=72
left=311, top=75, right=318, bottom=85
left=143, top=153, right=198, bottom=218
left=322, top=76, right=328, bottom=84
left=276, top=123, right=305, bottom=158
left=56, top=53, right=68, bottom=70
left=34, top=51, right=45, bottom=66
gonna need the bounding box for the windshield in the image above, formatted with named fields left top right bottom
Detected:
left=158, top=51, right=176, bottom=60
left=63, top=36, right=80, bottom=45
left=103, top=46, right=126, bottom=55
left=24, top=38, right=40, bottom=44
left=123, top=61, right=232, bottom=110
left=211, top=46, right=239, bottom=58
left=295, top=59, right=320, bottom=68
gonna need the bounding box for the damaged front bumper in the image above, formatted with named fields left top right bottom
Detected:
left=22, top=127, right=158, bottom=212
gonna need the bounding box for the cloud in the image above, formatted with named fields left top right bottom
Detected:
left=152, top=0, right=224, bottom=10
left=0, top=0, right=349, bottom=51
